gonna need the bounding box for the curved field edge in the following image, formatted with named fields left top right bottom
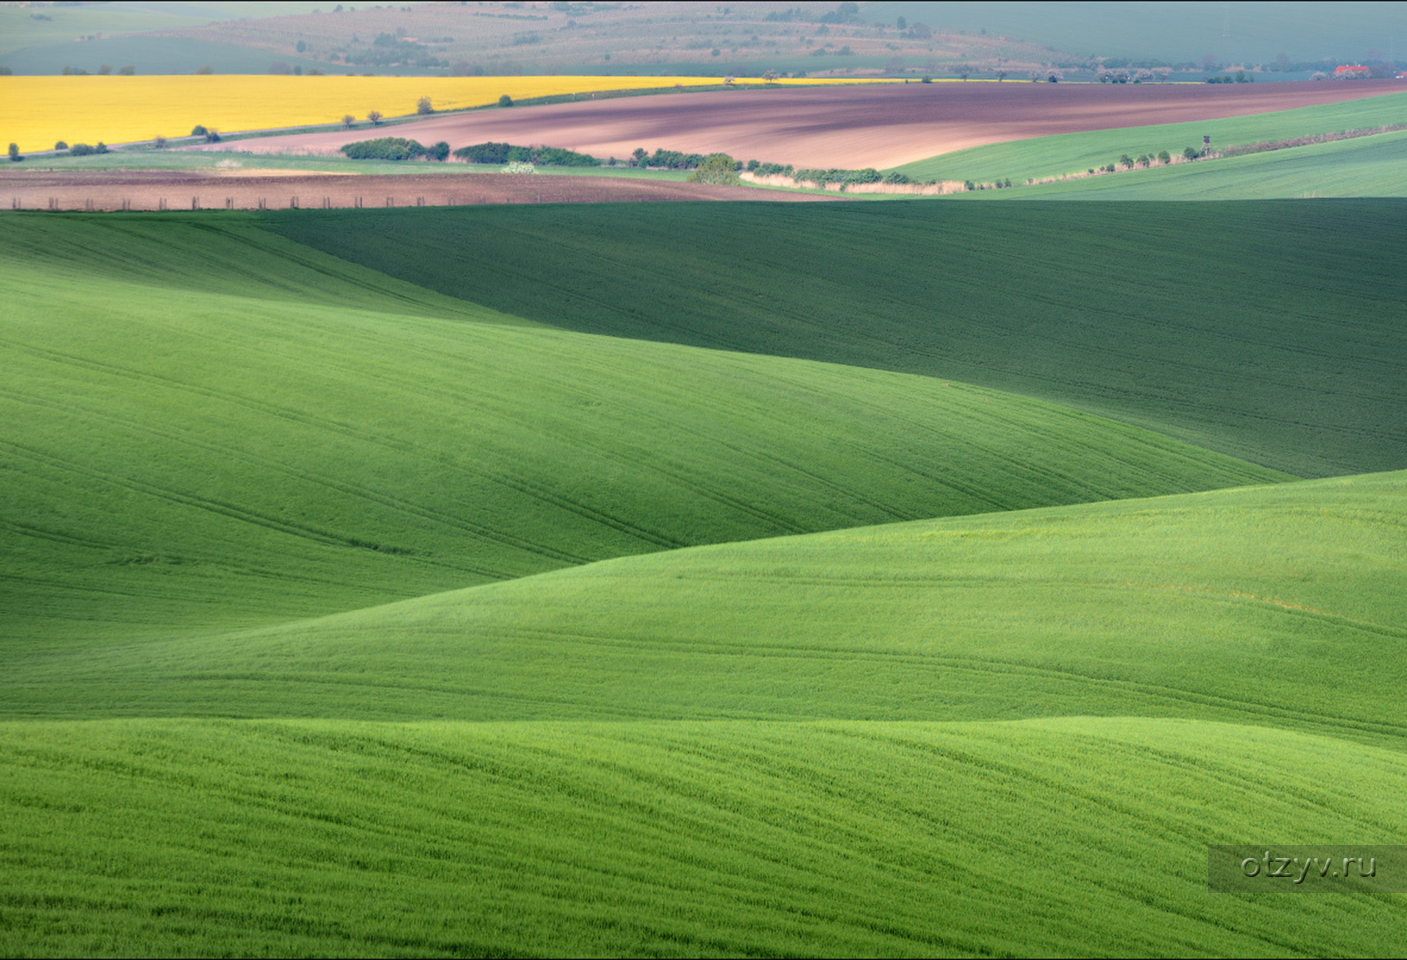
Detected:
left=262, top=201, right=1407, bottom=478
left=892, top=90, right=1407, bottom=185
left=11, top=470, right=1404, bottom=744
left=2, top=717, right=1404, bottom=957
left=962, top=128, right=1407, bottom=200
left=0, top=213, right=1287, bottom=646
left=0, top=75, right=894, bottom=155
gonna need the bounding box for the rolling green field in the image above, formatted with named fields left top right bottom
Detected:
left=5, top=467, right=1407, bottom=952
left=267, top=201, right=1407, bottom=478
left=7, top=470, right=1403, bottom=732
left=892, top=89, right=1407, bottom=186
left=966, top=128, right=1407, bottom=199
left=3, top=203, right=1406, bottom=955
left=5, top=718, right=1406, bottom=956
left=3, top=214, right=1277, bottom=647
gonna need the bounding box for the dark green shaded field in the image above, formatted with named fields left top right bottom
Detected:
left=265, top=201, right=1407, bottom=478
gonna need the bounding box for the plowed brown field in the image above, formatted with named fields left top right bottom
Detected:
left=0, top=170, right=838, bottom=211
left=193, top=81, right=1405, bottom=169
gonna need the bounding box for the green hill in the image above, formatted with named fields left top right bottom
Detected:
left=2, top=214, right=1278, bottom=645
left=9, top=470, right=1401, bottom=734
left=4, top=208, right=1404, bottom=954
left=892, top=90, right=1407, bottom=192
left=265, top=201, right=1407, bottom=478
left=4, top=471, right=1406, bottom=953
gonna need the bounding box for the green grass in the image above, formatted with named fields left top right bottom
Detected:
left=5, top=471, right=1407, bottom=953
left=4, top=717, right=1406, bottom=957
left=893, top=90, right=1407, bottom=186
left=2, top=213, right=1278, bottom=646
left=8, top=470, right=1399, bottom=735
left=264, top=201, right=1407, bottom=478
left=960, top=128, right=1407, bottom=199
left=4, top=207, right=1406, bottom=955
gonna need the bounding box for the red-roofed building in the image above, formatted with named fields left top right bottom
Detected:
left=1334, top=65, right=1370, bottom=77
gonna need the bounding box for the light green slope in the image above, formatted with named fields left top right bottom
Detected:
left=1, top=215, right=1283, bottom=646
left=893, top=90, right=1407, bottom=186
left=9, top=471, right=1403, bottom=742
left=965, top=129, right=1407, bottom=200
left=3, top=718, right=1405, bottom=957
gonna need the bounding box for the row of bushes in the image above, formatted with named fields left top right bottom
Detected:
left=748, top=161, right=934, bottom=187
left=337, top=138, right=604, bottom=166
left=793, top=167, right=884, bottom=185
left=628, top=147, right=711, bottom=170
left=453, top=142, right=597, bottom=166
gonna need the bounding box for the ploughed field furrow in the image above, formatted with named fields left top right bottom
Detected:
left=186, top=80, right=1407, bottom=169
left=0, top=170, right=839, bottom=212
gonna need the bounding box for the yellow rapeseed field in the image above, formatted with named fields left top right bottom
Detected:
left=0, top=75, right=895, bottom=153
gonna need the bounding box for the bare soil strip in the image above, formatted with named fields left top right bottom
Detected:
left=0, top=171, right=836, bottom=211
left=189, top=81, right=1406, bottom=169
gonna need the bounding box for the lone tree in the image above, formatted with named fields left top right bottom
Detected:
left=498, top=94, right=512, bottom=107
left=342, top=114, right=355, bottom=129
left=687, top=154, right=740, bottom=185
left=417, top=96, right=434, bottom=115
left=8, top=143, right=21, bottom=162
left=367, top=110, right=383, bottom=125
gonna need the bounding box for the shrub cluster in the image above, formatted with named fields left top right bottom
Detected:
left=744, top=160, right=934, bottom=188
left=793, top=167, right=885, bottom=185
left=631, top=147, right=712, bottom=169
left=340, top=137, right=449, bottom=161
left=686, top=154, right=741, bottom=185
left=67, top=142, right=109, bottom=156
left=452, top=142, right=598, bottom=166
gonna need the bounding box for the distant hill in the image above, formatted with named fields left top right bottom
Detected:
left=862, top=1, right=1407, bottom=68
